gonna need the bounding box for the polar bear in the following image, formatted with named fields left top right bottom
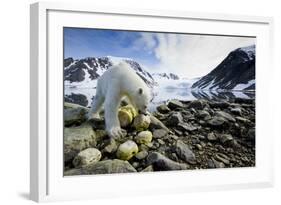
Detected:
left=88, top=62, right=152, bottom=138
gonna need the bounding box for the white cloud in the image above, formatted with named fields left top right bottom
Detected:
left=136, top=33, right=255, bottom=78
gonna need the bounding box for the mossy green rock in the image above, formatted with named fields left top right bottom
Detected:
left=116, top=140, right=139, bottom=160
left=134, top=131, right=153, bottom=144
left=64, top=102, right=89, bottom=126
left=133, top=114, right=151, bottom=131
left=64, top=123, right=97, bottom=162
left=118, top=105, right=137, bottom=127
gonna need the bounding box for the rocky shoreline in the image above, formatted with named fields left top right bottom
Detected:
left=64, top=98, right=255, bottom=176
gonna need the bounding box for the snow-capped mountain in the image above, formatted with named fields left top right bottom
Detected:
left=192, top=45, right=255, bottom=91
left=64, top=56, right=155, bottom=88
left=152, top=73, right=180, bottom=81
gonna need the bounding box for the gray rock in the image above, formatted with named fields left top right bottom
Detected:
left=235, top=116, right=251, bottom=123
left=167, top=100, right=184, bottom=110
left=207, top=159, right=215, bottom=168
left=149, top=115, right=170, bottom=132
left=188, top=100, right=205, bottom=110
left=157, top=139, right=165, bottom=145
left=153, top=129, right=168, bottom=139
left=197, top=110, right=211, bottom=120
left=170, top=135, right=179, bottom=140
left=156, top=104, right=171, bottom=114
left=207, top=116, right=227, bottom=127
left=166, top=112, right=183, bottom=126
left=64, top=123, right=97, bottom=162
left=195, top=144, right=202, bottom=150
left=212, top=158, right=225, bottom=168
left=64, top=159, right=137, bottom=176
left=215, top=153, right=230, bottom=165
left=141, top=165, right=154, bottom=172
left=209, top=101, right=230, bottom=109
left=64, top=103, right=89, bottom=126
left=177, top=122, right=197, bottom=132
left=215, top=111, right=236, bottom=122
left=175, top=140, right=196, bottom=164
left=219, top=134, right=233, bottom=144
left=135, top=150, right=148, bottom=160
left=147, top=152, right=189, bottom=171
left=230, top=107, right=242, bottom=116
left=73, top=148, right=101, bottom=168
left=207, top=132, right=217, bottom=141
left=247, top=128, right=255, bottom=141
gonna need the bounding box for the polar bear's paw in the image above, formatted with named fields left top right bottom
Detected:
left=107, top=126, right=124, bottom=139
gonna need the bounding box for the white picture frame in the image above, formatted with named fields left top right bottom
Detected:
left=30, top=1, right=274, bottom=202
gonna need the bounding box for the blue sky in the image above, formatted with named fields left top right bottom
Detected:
left=64, top=28, right=158, bottom=67
left=64, top=27, right=255, bottom=78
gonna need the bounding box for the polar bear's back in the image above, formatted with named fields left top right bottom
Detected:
left=97, top=62, right=147, bottom=95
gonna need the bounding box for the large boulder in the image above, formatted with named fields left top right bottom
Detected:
left=64, top=123, right=97, bottom=162
left=64, top=102, right=89, bottom=126
left=64, top=159, right=137, bottom=175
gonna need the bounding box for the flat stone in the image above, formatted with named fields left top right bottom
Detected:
left=153, top=129, right=168, bottom=139
left=215, top=153, right=230, bottom=165
left=208, top=116, right=227, bottom=127
left=215, top=111, right=236, bottom=122
left=177, top=122, right=197, bottom=132
left=141, top=165, right=154, bottom=172
left=64, top=159, right=137, bottom=176
left=147, top=152, right=189, bottom=171
left=188, top=100, right=205, bottom=110
left=167, top=99, right=184, bottom=110
left=175, top=140, right=196, bottom=164
left=156, top=104, right=171, bottom=114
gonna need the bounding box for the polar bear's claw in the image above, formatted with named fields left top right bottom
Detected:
left=107, top=126, right=123, bottom=139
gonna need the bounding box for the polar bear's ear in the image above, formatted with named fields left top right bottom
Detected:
left=138, top=88, right=143, bottom=95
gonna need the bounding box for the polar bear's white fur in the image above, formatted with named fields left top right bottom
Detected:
left=88, top=62, right=152, bottom=138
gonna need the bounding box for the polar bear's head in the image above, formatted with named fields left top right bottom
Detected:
left=132, top=87, right=151, bottom=115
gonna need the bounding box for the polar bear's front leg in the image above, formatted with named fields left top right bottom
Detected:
left=88, top=93, right=104, bottom=120
left=104, top=91, right=123, bottom=139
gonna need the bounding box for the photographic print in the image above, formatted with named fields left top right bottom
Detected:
left=63, top=28, right=255, bottom=176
